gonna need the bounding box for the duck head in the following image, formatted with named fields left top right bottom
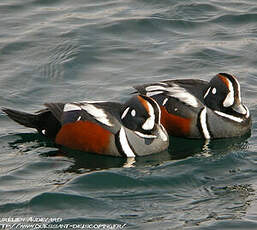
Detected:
left=204, top=73, right=249, bottom=117
left=121, top=95, right=162, bottom=138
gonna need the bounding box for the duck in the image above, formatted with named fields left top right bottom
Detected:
left=2, top=95, right=169, bottom=157
left=134, top=73, right=251, bottom=139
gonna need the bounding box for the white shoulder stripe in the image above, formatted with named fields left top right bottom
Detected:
left=64, top=103, right=81, bottom=112
left=200, top=107, right=211, bottom=139
left=81, top=104, right=113, bottom=126
left=146, top=91, right=165, bottom=97
left=214, top=110, right=243, bottom=123
left=168, top=84, right=199, bottom=108
left=145, top=85, right=167, bottom=91
left=158, top=82, right=169, bottom=86
left=119, top=127, right=136, bottom=157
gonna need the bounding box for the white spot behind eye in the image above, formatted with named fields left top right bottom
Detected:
left=212, top=88, right=216, bottom=94
left=131, top=109, right=136, bottom=117
left=42, top=129, right=46, bottom=135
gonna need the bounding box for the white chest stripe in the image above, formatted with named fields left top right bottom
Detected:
left=200, top=107, right=211, bottom=139
left=214, top=110, right=243, bottom=123
left=168, top=84, right=199, bottom=108
left=142, top=101, right=155, bottom=130
left=81, top=104, right=113, bottom=127
left=119, top=127, right=136, bottom=157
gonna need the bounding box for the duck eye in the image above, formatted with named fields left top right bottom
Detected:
left=212, top=88, right=217, bottom=94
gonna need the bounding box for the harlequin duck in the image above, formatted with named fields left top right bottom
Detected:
left=134, top=73, right=251, bottom=139
left=2, top=95, right=168, bottom=157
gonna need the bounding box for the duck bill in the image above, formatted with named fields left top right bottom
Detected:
left=232, top=103, right=246, bottom=115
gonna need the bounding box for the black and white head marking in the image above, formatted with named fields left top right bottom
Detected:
left=142, top=99, right=155, bottom=130
left=121, top=95, right=161, bottom=138
left=218, top=73, right=248, bottom=116
left=204, top=73, right=248, bottom=118
left=121, top=107, right=130, bottom=120
left=204, top=87, right=211, bottom=99
left=222, top=76, right=234, bottom=107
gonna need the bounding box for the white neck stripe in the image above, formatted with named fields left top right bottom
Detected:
left=200, top=107, right=211, bottom=139
left=119, top=127, right=136, bottom=157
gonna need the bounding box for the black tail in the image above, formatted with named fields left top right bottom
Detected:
left=2, top=108, right=40, bottom=128
left=2, top=107, right=61, bottom=139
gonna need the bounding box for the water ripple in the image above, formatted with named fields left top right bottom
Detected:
left=1, top=0, right=257, bottom=229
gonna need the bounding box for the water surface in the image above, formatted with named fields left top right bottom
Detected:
left=0, top=0, right=257, bottom=229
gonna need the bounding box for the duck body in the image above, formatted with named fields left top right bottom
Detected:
left=3, top=95, right=169, bottom=157
left=134, top=73, right=251, bottom=139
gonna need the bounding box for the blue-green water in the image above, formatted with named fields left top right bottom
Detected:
left=0, top=0, right=257, bottom=229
